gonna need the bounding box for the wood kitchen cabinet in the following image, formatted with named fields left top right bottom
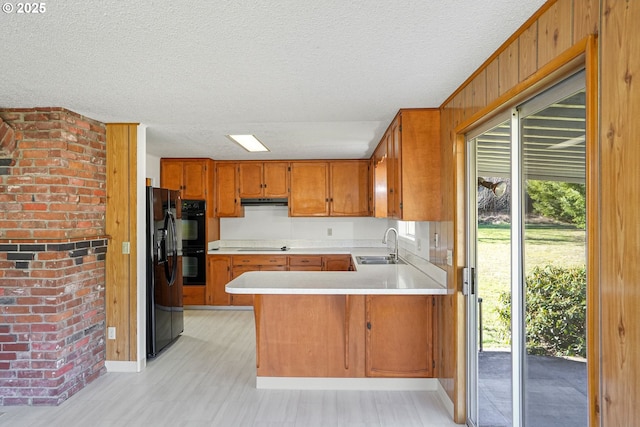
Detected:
left=288, top=255, right=323, bottom=271
left=329, top=161, right=370, bottom=216
left=230, top=255, right=287, bottom=305
left=160, top=158, right=212, bottom=200
left=183, top=285, right=206, bottom=305
left=372, top=140, right=388, bottom=218
left=323, top=255, right=352, bottom=271
left=373, top=109, right=441, bottom=221
left=289, top=162, right=329, bottom=216
left=215, top=162, right=244, bottom=217
left=289, top=161, right=369, bottom=217
left=206, top=255, right=231, bottom=305
left=365, top=295, right=434, bottom=377
left=239, top=162, right=289, bottom=198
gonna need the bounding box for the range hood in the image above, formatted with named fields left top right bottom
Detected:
left=240, top=198, right=288, bottom=206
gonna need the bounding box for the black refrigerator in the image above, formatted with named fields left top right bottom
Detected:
left=146, top=186, right=184, bottom=358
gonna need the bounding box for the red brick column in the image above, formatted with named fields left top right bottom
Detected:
left=0, top=108, right=108, bottom=405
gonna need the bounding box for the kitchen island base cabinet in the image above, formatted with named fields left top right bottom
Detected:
left=255, top=294, right=366, bottom=377
left=253, top=294, right=435, bottom=379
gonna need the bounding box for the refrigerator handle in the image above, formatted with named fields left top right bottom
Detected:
left=164, top=211, right=178, bottom=286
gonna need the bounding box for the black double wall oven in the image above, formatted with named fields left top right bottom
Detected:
left=181, top=199, right=207, bottom=286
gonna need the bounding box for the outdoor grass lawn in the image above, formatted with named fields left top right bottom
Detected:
left=476, top=222, right=586, bottom=348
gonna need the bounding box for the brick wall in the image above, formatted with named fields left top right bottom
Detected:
left=0, top=108, right=107, bottom=405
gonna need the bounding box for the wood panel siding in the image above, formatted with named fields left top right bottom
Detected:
left=574, top=0, right=600, bottom=43
left=519, top=22, right=539, bottom=81
left=498, top=40, right=520, bottom=96
left=600, top=2, right=640, bottom=426
left=485, top=58, right=500, bottom=107
left=105, top=123, right=138, bottom=361
left=537, top=0, right=574, bottom=68
left=471, top=68, right=487, bottom=113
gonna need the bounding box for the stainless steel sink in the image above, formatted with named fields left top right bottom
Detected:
left=355, top=255, right=406, bottom=265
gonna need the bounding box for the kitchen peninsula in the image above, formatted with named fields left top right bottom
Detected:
left=225, top=248, right=448, bottom=390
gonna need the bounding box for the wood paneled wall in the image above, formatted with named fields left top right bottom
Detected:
left=599, top=2, right=640, bottom=427
left=105, top=124, right=138, bottom=361
left=436, top=0, right=603, bottom=424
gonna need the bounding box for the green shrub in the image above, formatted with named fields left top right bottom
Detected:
left=497, top=264, right=587, bottom=358
left=527, top=180, right=586, bottom=228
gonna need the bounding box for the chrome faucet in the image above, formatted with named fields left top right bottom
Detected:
left=382, top=227, right=399, bottom=262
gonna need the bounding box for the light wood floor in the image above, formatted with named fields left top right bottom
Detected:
left=0, top=309, right=460, bottom=426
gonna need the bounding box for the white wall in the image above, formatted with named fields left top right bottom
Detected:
left=145, top=153, right=161, bottom=187
left=221, top=206, right=388, bottom=243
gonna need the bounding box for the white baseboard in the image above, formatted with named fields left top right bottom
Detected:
left=105, top=360, right=144, bottom=373
left=256, top=377, right=439, bottom=391
left=436, top=380, right=455, bottom=420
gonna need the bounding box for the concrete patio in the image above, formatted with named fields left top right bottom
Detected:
left=478, top=351, right=587, bottom=427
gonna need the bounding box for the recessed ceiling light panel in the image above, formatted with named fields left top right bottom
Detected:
left=226, top=134, right=269, bottom=152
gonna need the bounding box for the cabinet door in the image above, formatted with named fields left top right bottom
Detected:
left=397, top=109, right=441, bottom=221
left=216, top=163, right=243, bottom=217
left=206, top=255, right=231, bottom=305
left=329, top=161, right=369, bottom=216
left=182, top=161, right=206, bottom=199
left=160, top=160, right=183, bottom=192
left=372, top=141, right=388, bottom=218
left=263, top=162, right=289, bottom=198
left=289, top=162, right=329, bottom=216
left=239, top=163, right=264, bottom=198
left=365, top=295, right=434, bottom=377
left=323, top=255, right=351, bottom=271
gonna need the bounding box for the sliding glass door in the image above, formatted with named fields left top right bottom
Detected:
left=467, top=71, right=587, bottom=427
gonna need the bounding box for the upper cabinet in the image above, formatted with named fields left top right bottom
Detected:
left=215, top=162, right=244, bottom=217
left=289, top=162, right=329, bottom=216
left=373, top=109, right=441, bottom=221
left=160, top=158, right=212, bottom=200
left=239, top=162, right=289, bottom=198
left=289, top=161, right=369, bottom=217
left=329, top=161, right=370, bottom=216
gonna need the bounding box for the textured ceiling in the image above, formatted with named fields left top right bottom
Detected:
left=1, top=0, right=546, bottom=160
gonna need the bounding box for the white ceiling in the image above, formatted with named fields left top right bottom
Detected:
left=1, top=0, right=546, bottom=160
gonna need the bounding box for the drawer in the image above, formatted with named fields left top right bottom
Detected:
left=288, top=255, right=323, bottom=267
left=232, top=255, right=287, bottom=266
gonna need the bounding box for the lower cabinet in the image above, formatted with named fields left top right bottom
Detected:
left=183, top=285, right=206, bottom=305
left=231, top=256, right=287, bottom=306
left=203, top=254, right=354, bottom=306
left=206, top=255, right=231, bottom=305
left=323, top=255, right=351, bottom=271
left=254, top=294, right=436, bottom=378
left=365, top=295, right=434, bottom=377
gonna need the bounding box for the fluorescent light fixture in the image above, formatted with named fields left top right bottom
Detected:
left=226, top=134, right=269, bottom=152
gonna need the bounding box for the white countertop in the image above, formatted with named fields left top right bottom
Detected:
left=224, top=247, right=449, bottom=296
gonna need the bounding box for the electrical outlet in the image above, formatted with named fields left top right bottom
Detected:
left=446, top=250, right=453, bottom=266
left=416, top=238, right=422, bottom=251
left=107, top=327, right=116, bottom=340
left=122, top=242, right=130, bottom=254
left=327, top=228, right=332, bottom=236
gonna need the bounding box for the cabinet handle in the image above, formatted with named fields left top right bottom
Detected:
left=366, top=322, right=372, bottom=330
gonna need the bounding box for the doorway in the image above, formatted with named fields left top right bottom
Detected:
left=466, top=71, right=587, bottom=427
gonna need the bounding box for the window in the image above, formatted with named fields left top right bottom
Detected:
left=398, top=221, right=415, bottom=240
